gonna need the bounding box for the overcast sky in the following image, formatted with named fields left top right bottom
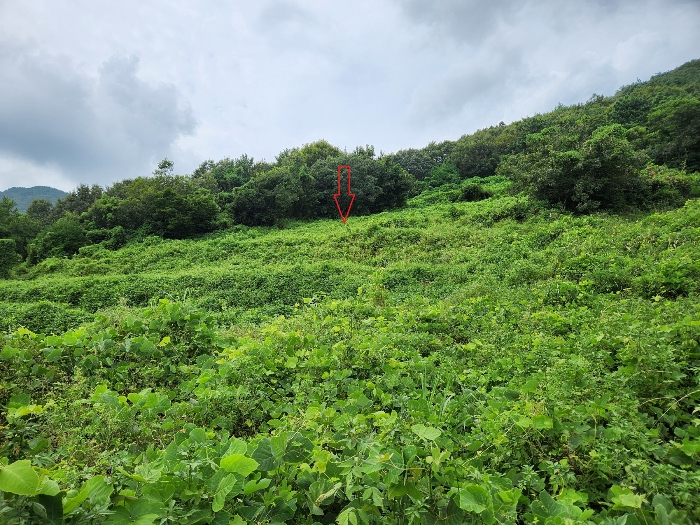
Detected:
left=0, top=0, right=698, bottom=192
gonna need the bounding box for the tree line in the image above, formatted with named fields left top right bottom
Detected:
left=387, top=59, right=700, bottom=211
left=1, top=59, right=699, bottom=277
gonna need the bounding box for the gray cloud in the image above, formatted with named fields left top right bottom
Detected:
left=258, top=1, right=316, bottom=31
left=0, top=41, right=195, bottom=188
left=396, top=0, right=521, bottom=45
left=398, top=0, right=700, bottom=135
left=0, top=0, right=698, bottom=191
left=407, top=46, right=529, bottom=124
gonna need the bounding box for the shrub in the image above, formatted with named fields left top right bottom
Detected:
left=458, top=183, right=492, bottom=202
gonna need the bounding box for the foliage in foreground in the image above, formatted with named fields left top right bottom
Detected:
left=1, top=193, right=699, bottom=523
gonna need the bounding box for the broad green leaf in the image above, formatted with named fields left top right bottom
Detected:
left=338, top=508, right=358, bottom=525
left=251, top=438, right=281, bottom=471
left=515, top=415, right=532, bottom=428
left=494, top=488, right=522, bottom=521
left=0, top=345, right=19, bottom=360
left=105, top=498, right=163, bottom=525
left=36, top=476, right=60, bottom=496
left=8, top=403, right=45, bottom=419
left=402, top=445, right=418, bottom=465
left=220, top=454, right=259, bottom=477
left=37, top=494, right=63, bottom=525
left=7, top=393, right=30, bottom=408
left=610, top=485, right=644, bottom=510
left=141, top=483, right=176, bottom=504
left=63, top=476, right=111, bottom=515
left=410, top=424, right=442, bottom=441
left=127, top=392, right=145, bottom=404
left=309, top=480, right=341, bottom=505
left=44, top=348, right=63, bottom=362
left=117, top=467, right=149, bottom=483
left=29, top=437, right=49, bottom=454
left=188, top=427, right=208, bottom=443
left=243, top=478, right=271, bottom=495
left=268, top=431, right=313, bottom=463
left=363, top=486, right=384, bottom=507
left=533, top=415, right=553, bottom=429
left=521, top=379, right=539, bottom=393
left=677, top=438, right=700, bottom=457
left=212, top=474, right=239, bottom=512
left=529, top=491, right=584, bottom=521
left=104, top=507, right=159, bottom=525
left=226, top=438, right=247, bottom=456
left=0, top=460, right=39, bottom=495
left=388, top=481, right=422, bottom=502
left=458, top=484, right=489, bottom=513
left=270, top=434, right=287, bottom=460
left=613, top=493, right=644, bottom=509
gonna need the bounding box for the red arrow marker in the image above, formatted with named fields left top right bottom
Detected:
left=334, top=165, right=355, bottom=223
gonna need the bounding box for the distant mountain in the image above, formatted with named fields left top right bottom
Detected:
left=0, top=186, right=68, bottom=213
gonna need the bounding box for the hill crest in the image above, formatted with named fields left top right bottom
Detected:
left=0, top=185, right=67, bottom=213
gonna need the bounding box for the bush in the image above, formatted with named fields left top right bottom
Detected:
left=499, top=124, right=649, bottom=212
left=86, top=226, right=128, bottom=250
left=458, top=183, right=492, bottom=202
left=0, top=300, right=92, bottom=333
left=641, top=164, right=698, bottom=208
left=28, top=214, right=88, bottom=263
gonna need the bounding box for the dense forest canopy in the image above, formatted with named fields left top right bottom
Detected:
left=0, top=58, right=699, bottom=276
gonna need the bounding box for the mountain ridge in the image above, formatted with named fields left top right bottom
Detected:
left=0, top=185, right=67, bottom=213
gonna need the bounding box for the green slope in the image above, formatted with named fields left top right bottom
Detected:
left=0, top=185, right=67, bottom=212
left=1, top=187, right=699, bottom=522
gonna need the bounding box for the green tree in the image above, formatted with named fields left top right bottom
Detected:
left=88, top=176, right=220, bottom=239
left=298, top=140, right=342, bottom=167
left=0, top=197, right=40, bottom=259
left=576, top=124, right=650, bottom=210
left=229, top=180, right=273, bottom=226
left=610, top=94, right=651, bottom=127
left=6, top=214, right=41, bottom=260
left=0, top=238, right=19, bottom=278
left=192, top=155, right=256, bottom=193
left=384, top=140, right=454, bottom=183
left=0, top=196, right=17, bottom=229
left=26, top=198, right=55, bottom=227
left=229, top=169, right=298, bottom=226
left=52, top=184, right=103, bottom=220
left=306, top=152, right=412, bottom=219
left=648, top=97, right=700, bottom=171
left=450, top=124, right=519, bottom=179
left=153, top=157, right=175, bottom=176
left=499, top=124, right=648, bottom=212
left=385, top=148, right=435, bottom=181
left=414, top=160, right=461, bottom=193
left=183, top=188, right=221, bottom=235
left=28, top=213, right=88, bottom=262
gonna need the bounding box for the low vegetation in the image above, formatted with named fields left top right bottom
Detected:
left=0, top=61, right=699, bottom=524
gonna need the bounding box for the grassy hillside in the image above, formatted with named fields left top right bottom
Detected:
left=1, top=181, right=699, bottom=523
left=0, top=186, right=67, bottom=213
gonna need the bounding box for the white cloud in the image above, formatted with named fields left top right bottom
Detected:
left=0, top=0, right=698, bottom=191
left=0, top=40, right=196, bottom=190
left=0, top=155, right=75, bottom=192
